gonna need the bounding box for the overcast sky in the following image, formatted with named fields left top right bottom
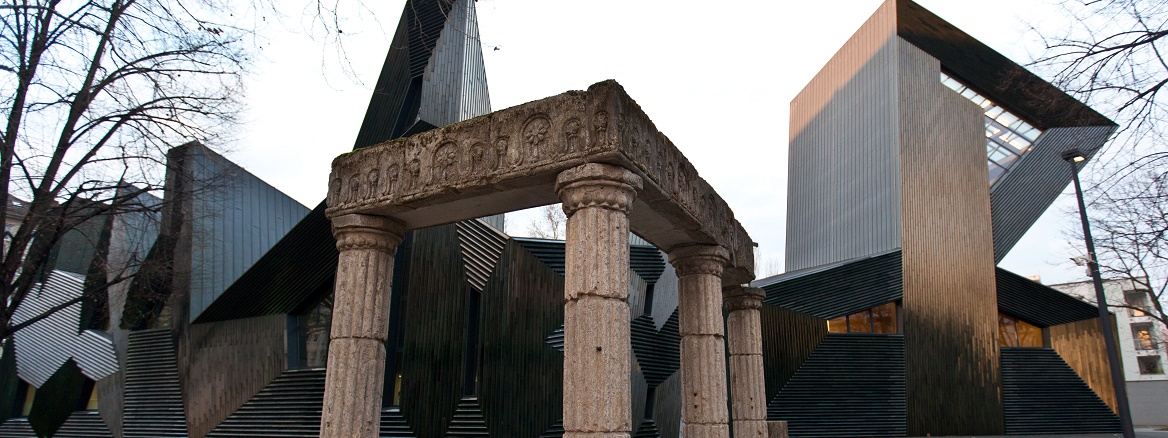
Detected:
left=227, top=0, right=1094, bottom=285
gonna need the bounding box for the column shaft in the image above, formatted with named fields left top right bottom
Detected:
left=556, top=163, right=642, bottom=438
left=725, top=286, right=768, bottom=438
left=320, top=214, right=404, bottom=438
left=669, top=244, right=731, bottom=438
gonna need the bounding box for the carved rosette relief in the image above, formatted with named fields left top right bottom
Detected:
left=522, top=115, right=551, bottom=162
left=432, top=141, right=461, bottom=184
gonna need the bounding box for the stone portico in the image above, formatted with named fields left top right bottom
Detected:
left=321, top=80, right=761, bottom=438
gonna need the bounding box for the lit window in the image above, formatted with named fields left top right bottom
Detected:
left=1137, top=356, right=1164, bottom=375
left=998, top=313, right=1043, bottom=348
left=1132, top=323, right=1155, bottom=350
left=826, top=302, right=898, bottom=334
left=940, top=72, right=1043, bottom=186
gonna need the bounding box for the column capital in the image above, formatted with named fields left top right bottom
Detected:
left=668, top=244, right=729, bottom=278
left=723, top=285, right=766, bottom=312
left=555, top=163, right=643, bottom=216
left=331, top=213, right=405, bottom=253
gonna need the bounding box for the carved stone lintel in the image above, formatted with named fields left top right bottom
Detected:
left=723, top=286, right=765, bottom=312
left=332, top=214, right=405, bottom=253
left=668, top=244, right=729, bottom=278
left=555, top=163, right=643, bottom=216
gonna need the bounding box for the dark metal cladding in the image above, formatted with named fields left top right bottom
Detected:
left=52, top=411, right=114, bottom=438
left=1000, top=348, right=1122, bottom=434
left=0, top=418, right=36, bottom=437
left=1050, top=317, right=1120, bottom=413
left=757, top=250, right=903, bottom=319
left=996, top=268, right=1101, bottom=327
left=630, top=309, right=680, bottom=388
left=205, top=369, right=328, bottom=437
left=895, top=0, right=1115, bottom=131
left=122, top=329, right=187, bottom=438
left=514, top=237, right=567, bottom=275
left=455, top=219, right=507, bottom=292
left=767, top=334, right=907, bottom=438
left=514, top=237, right=668, bottom=284
left=760, top=305, right=828, bottom=403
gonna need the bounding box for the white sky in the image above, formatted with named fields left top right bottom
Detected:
left=227, top=0, right=1095, bottom=285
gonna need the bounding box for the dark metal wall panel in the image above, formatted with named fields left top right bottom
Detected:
left=416, top=0, right=491, bottom=128
left=895, top=0, right=1114, bottom=131
left=53, top=410, right=114, bottom=438
left=177, top=314, right=286, bottom=438
left=1050, top=317, right=1119, bottom=414
left=767, top=334, right=906, bottom=437
left=96, top=329, right=126, bottom=437
left=1000, top=348, right=1121, bottom=434
left=785, top=0, right=902, bottom=272
left=123, top=329, right=187, bottom=437
left=178, top=144, right=310, bottom=323
left=898, top=38, right=1004, bottom=436
left=455, top=219, right=507, bottom=292
left=192, top=202, right=337, bottom=324
left=760, top=305, right=827, bottom=402
left=759, top=251, right=902, bottom=319
left=990, top=126, right=1115, bottom=261
left=996, top=268, right=1100, bottom=327
left=478, top=238, right=565, bottom=437
left=398, top=225, right=467, bottom=437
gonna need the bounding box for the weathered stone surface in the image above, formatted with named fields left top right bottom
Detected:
left=326, top=80, right=754, bottom=285
left=559, top=163, right=638, bottom=437
left=671, top=244, right=730, bottom=437
left=320, top=338, right=388, bottom=438
left=767, top=421, right=790, bottom=438
left=320, top=214, right=403, bottom=438
left=724, top=285, right=768, bottom=436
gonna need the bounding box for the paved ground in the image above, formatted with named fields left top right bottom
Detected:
left=935, top=431, right=1168, bottom=438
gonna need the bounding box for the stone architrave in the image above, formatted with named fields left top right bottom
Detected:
left=324, top=80, right=759, bottom=436
left=556, top=163, right=643, bottom=438
left=319, top=214, right=404, bottom=438
left=669, top=244, right=732, bottom=438
left=724, top=285, right=768, bottom=438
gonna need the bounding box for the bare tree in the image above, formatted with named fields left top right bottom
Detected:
left=1031, top=0, right=1168, bottom=333
left=0, top=0, right=250, bottom=341
left=526, top=204, right=566, bottom=240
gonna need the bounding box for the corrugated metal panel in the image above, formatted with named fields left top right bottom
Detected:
left=455, top=219, right=507, bottom=291
left=206, top=368, right=326, bottom=437
left=1000, top=348, right=1121, bottom=434
left=996, top=268, right=1099, bottom=327
left=990, top=126, right=1115, bottom=261
left=416, top=0, right=491, bottom=127
left=445, top=396, right=490, bottom=436
left=630, top=246, right=665, bottom=284
left=760, top=306, right=828, bottom=402
left=898, top=37, right=1003, bottom=436
left=759, top=251, right=902, bottom=319
left=630, top=309, right=680, bottom=388
left=0, top=418, right=36, bottom=437
left=513, top=238, right=566, bottom=275
left=176, top=144, right=310, bottom=323
left=11, top=270, right=118, bottom=388
left=53, top=410, right=113, bottom=438
left=767, top=334, right=906, bottom=437
left=123, top=329, right=187, bottom=437
left=785, top=0, right=902, bottom=271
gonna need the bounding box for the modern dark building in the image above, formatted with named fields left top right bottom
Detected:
left=0, top=1, right=1132, bottom=437
left=758, top=0, right=1125, bottom=436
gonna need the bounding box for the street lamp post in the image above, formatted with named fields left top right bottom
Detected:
left=1061, top=148, right=1135, bottom=438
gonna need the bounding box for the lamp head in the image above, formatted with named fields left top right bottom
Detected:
left=1061, top=149, right=1087, bottom=163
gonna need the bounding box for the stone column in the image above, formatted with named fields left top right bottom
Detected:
left=668, top=244, right=731, bottom=438
left=555, top=163, right=643, bottom=438
left=320, top=214, right=405, bottom=438
left=724, top=285, right=768, bottom=438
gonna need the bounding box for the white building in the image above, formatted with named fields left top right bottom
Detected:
left=1050, top=277, right=1168, bottom=426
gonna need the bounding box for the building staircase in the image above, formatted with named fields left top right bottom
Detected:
left=444, top=396, right=489, bottom=437
left=124, top=329, right=188, bottom=437
left=1001, top=347, right=1121, bottom=435
left=767, top=334, right=906, bottom=437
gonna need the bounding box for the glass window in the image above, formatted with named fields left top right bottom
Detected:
left=999, top=312, right=1044, bottom=348
left=86, top=385, right=99, bottom=410
left=292, top=293, right=333, bottom=369
left=1138, top=356, right=1164, bottom=375
left=940, top=72, right=1043, bottom=185
left=21, top=385, right=35, bottom=416
left=1125, top=290, right=1150, bottom=317
left=1132, top=323, right=1155, bottom=350
left=825, top=302, right=898, bottom=334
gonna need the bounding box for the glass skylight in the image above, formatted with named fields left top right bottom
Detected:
left=940, top=73, right=1042, bottom=185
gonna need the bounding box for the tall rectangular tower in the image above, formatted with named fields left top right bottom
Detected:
left=783, top=0, right=1116, bottom=435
